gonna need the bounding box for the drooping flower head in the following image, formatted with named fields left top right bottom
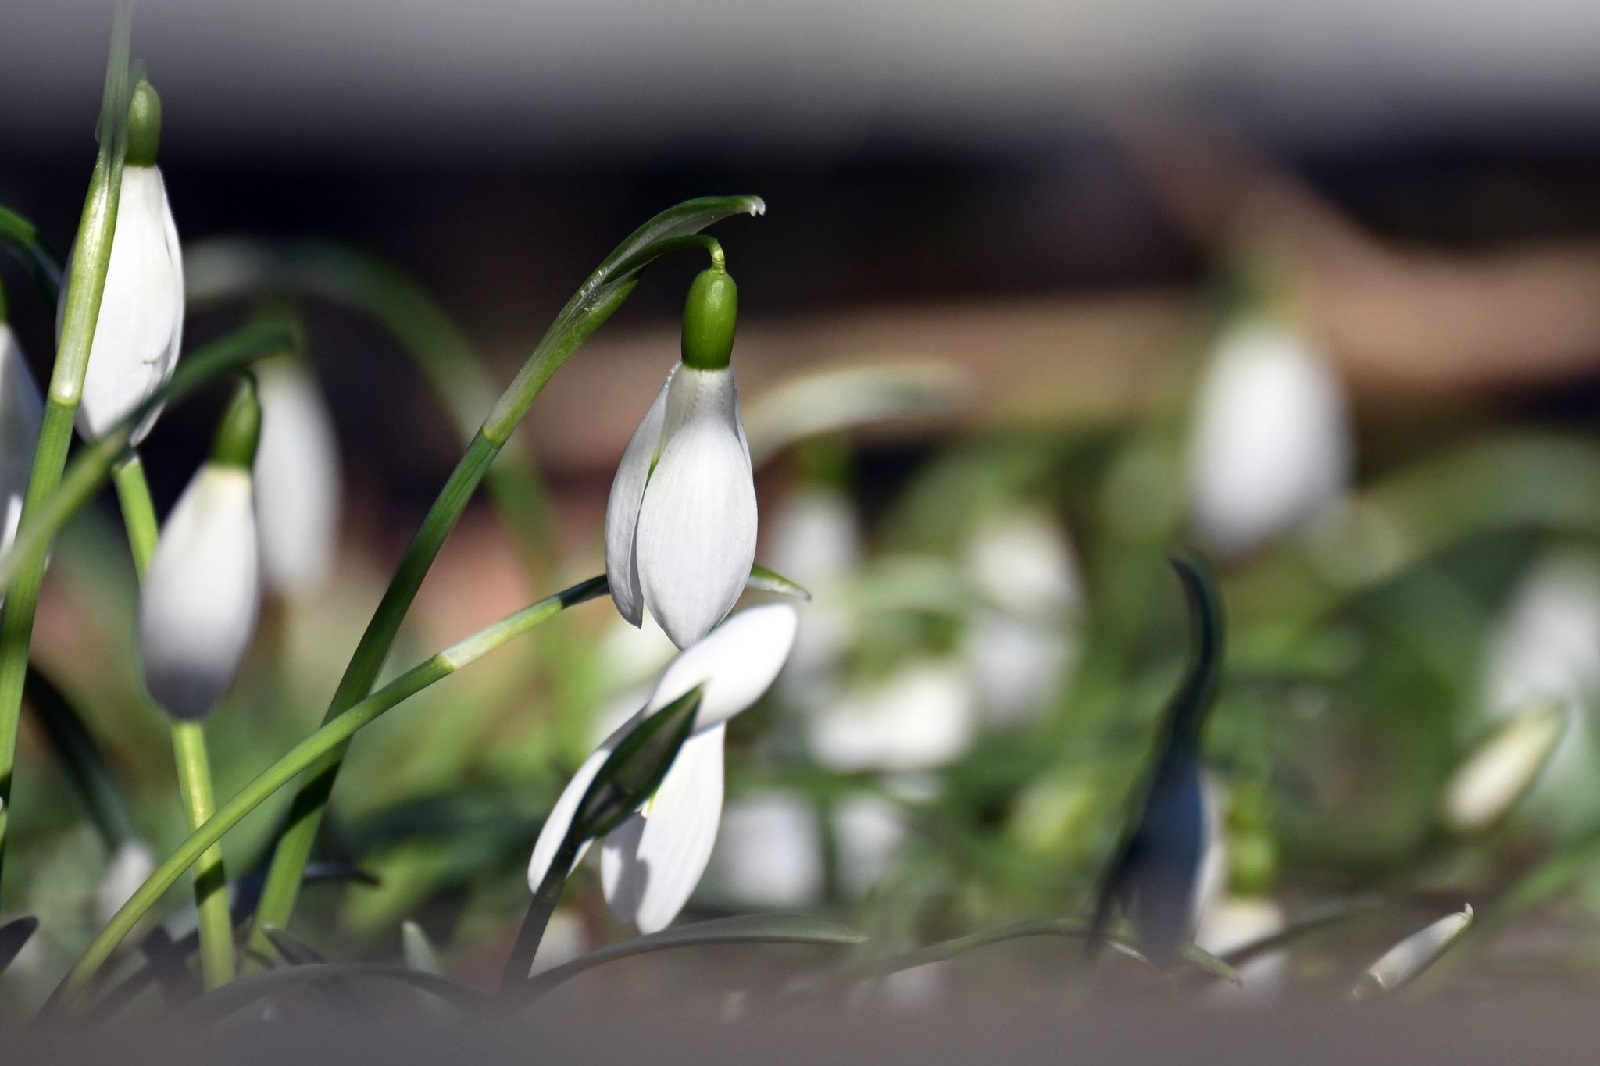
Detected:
left=253, top=356, right=342, bottom=598
left=606, top=257, right=757, bottom=649
left=139, top=377, right=262, bottom=720
left=68, top=77, right=183, bottom=445
left=528, top=603, right=798, bottom=933
left=1187, top=312, right=1351, bottom=558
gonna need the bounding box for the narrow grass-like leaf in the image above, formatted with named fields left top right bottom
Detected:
left=1086, top=552, right=1225, bottom=966
left=177, top=963, right=485, bottom=1022
left=1215, top=895, right=1385, bottom=971
left=401, top=921, right=444, bottom=976
left=743, top=362, right=969, bottom=465
left=524, top=913, right=863, bottom=1001
left=746, top=565, right=812, bottom=602
left=571, top=687, right=703, bottom=843
left=1353, top=905, right=1474, bottom=998
left=0, top=204, right=66, bottom=305
left=24, top=666, right=139, bottom=850
left=0, top=915, right=38, bottom=975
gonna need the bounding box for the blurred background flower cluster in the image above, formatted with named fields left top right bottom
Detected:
left=5, top=0, right=1600, bottom=1006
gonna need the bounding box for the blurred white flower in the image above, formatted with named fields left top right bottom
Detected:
left=0, top=323, right=42, bottom=560
left=253, top=358, right=341, bottom=598
left=1479, top=554, right=1600, bottom=831
left=69, top=164, right=183, bottom=445
left=1196, top=896, right=1286, bottom=1000
left=770, top=486, right=861, bottom=694
left=139, top=465, right=261, bottom=719
left=961, top=511, right=1083, bottom=728
left=606, top=363, right=757, bottom=649
left=833, top=792, right=909, bottom=898
left=701, top=790, right=824, bottom=909
left=528, top=604, right=798, bottom=933
left=807, top=661, right=975, bottom=772
left=95, top=839, right=157, bottom=928
left=1187, top=316, right=1352, bottom=557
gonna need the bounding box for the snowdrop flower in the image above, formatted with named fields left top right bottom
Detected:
left=1187, top=314, right=1352, bottom=557
left=701, top=790, right=824, bottom=909
left=253, top=357, right=341, bottom=597
left=1480, top=553, right=1600, bottom=831
left=0, top=294, right=43, bottom=560
left=528, top=604, right=798, bottom=933
left=606, top=259, right=757, bottom=649
left=770, top=485, right=860, bottom=698
left=807, top=660, right=976, bottom=773
left=139, top=379, right=262, bottom=719
left=68, top=78, right=183, bottom=445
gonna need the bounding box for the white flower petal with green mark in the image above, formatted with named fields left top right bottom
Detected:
left=525, top=605, right=797, bottom=929
left=645, top=603, right=797, bottom=731
left=600, top=724, right=726, bottom=933
left=72, top=165, right=183, bottom=445
left=525, top=744, right=610, bottom=891
left=605, top=368, right=675, bottom=627
left=635, top=367, right=757, bottom=647
left=254, top=358, right=341, bottom=597
left=139, top=466, right=260, bottom=719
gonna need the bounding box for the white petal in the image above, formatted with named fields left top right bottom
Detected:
left=645, top=603, right=798, bottom=731
left=525, top=743, right=613, bottom=891
left=1187, top=318, right=1351, bottom=557
left=74, top=166, right=184, bottom=444
left=0, top=328, right=42, bottom=560
left=254, top=358, right=341, bottom=597
left=139, top=466, right=260, bottom=719
left=636, top=367, right=756, bottom=647
left=600, top=724, right=725, bottom=933
left=605, top=367, right=675, bottom=627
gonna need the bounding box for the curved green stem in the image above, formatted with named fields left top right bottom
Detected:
left=0, top=204, right=66, bottom=307
left=113, top=456, right=234, bottom=990
left=44, top=574, right=609, bottom=1015
left=184, top=239, right=556, bottom=569
left=247, top=194, right=764, bottom=956
left=0, top=7, right=133, bottom=898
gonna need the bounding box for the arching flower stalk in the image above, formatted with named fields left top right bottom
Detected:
left=528, top=604, right=798, bottom=934
left=606, top=252, right=757, bottom=648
